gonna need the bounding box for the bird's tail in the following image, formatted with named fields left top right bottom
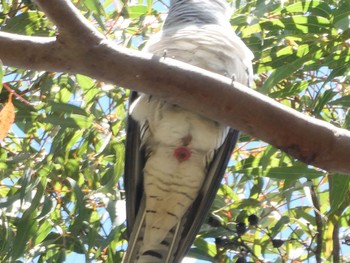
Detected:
left=123, top=197, right=186, bottom=263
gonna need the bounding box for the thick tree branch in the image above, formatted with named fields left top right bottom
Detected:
left=0, top=0, right=349, bottom=174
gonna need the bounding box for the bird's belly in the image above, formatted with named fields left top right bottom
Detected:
left=152, top=106, right=227, bottom=152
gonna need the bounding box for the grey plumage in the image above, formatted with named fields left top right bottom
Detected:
left=164, top=0, right=231, bottom=29
left=124, top=0, right=253, bottom=262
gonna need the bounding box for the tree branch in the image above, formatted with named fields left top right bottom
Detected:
left=0, top=0, right=349, bottom=174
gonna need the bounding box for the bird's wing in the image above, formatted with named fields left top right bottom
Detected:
left=124, top=91, right=145, bottom=238
left=124, top=91, right=239, bottom=262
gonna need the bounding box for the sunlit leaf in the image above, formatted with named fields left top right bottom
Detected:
left=82, top=0, right=105, bottom=16
left=260, top=15, right=331, bottom=34
left=128, top=5, right=148, bottom=19
left=281, top=1, right=332, bottom=18
left=2, top=11, right=52, bottom=36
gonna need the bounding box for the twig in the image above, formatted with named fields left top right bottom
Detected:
left=332, top=221, right=340, bottom=263
left=2, top=83, right=33, bottom=106
left=310, top=182, right=323, bottom=263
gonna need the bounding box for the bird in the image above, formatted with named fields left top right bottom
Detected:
left=123, top=0, right=253, bottom=262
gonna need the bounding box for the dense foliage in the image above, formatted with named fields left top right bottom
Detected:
left=0, top=0, right=349, bottom=262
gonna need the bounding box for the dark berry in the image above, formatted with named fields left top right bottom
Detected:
left=248, top=214, right=259, bottom=226
left=208, top=215, right=222, bottom=227
left=236, top=222, right=246, bottom=236
left=215, top=237, right=231, bottom=248
left=236, top=257, right=247, bottom=263
left=272, top=239, right=284, bottom=248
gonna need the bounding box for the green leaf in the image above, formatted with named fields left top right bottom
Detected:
left=34, top=220, right=52, bottom=246
left=40, top=114, right=93, bottom=129
left=324, top=49, right=350, bottom=68
left=261, top=54, right=312, bottom=94
left=35, top=196, right=54, bottom=221
left=260, top=15, right=331, bottom=34
left=2, top=11, right=51, bottom=36
left=322, top=66, right=348, bottom=86
left=64, top=159, right=80, bottom=178
left=190, top=239, right=217, bottom=260
left=113, top=142, right=125, bottom=179
left=11, top=183, right=45, bottom=259
left=65, top=130, right=85, bottom=154
left=82, top=0, right=105, bottom=16
left=236, top=165, right=323, bottom=180
left=266, top=166, right=324, bottom=180
left=330, top=95, right=350, bottom=107
left=0, top=214, right=13, bottom=258
left=270, top=216, right=290, bottom=237
left=313, top=89, right=337, bottom=115
left=269, top=80, right=308, bottom=98
left=147, top=0, right=154, bottom=13
left=328, top=173, right=350, bottom=215
left=49, top=102, right=88, bottom=116
left=11, top=212, right=38, bottom=259
left=333, top=3, right=350, bottom=31
left=76, top=74, right=94, bottom=90
left=281, top=1, right=331, bottom=18
left=230, top=198, right=261, bottom=209
left=83, top=85, right=101, bottom=105
left=0, top=0, right=9, bottom=13
left=65, top=178, right=89, bottom=234
left=128, top=5, right=148, bottom=19
left=241, top=23, right=262, bottom=38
